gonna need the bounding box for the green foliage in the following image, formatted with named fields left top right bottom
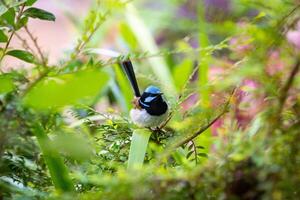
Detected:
left=23, top=69, right=109, bottom=109
left=0, top=74, right=14, bottom=93
left=23, top=7, right=55, bottom=21
left=6, top=49, right=35, bottom=63
left=127, top=129, right=151, bottom=169
left=1, top=0, right=300, bottom=199
left=0, top=29, right=8, bottom=42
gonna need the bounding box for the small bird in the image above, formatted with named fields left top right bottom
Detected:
left=121, top=60, right=168, bottom=128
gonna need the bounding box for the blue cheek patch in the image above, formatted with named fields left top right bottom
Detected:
left=139, top=101, right=150, bottom=108
left=144, top=96, right=157, bottom=103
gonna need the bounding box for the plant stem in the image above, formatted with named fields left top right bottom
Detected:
left=175, top=107, right=227, bottom=148
left=0, top=3, right=26, bottom=68
left=14, top=32, right=37, bottom=55
left=272, top=58, right=300, bottom=130
left=278, top=59, right=300, bottom=114
left=156, top=89, right=235, bottom=166
left=24, top=25, right=48, bottom=66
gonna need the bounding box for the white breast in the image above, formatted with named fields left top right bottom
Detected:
left=130, top=108, right=168, bottom=128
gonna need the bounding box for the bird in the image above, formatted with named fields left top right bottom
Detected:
left=121, top=60, right=169, bottom=128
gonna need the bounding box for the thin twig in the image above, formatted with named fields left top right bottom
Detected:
left=156, top=89, right=236, bottom=165
left=191, top=140, right=198, bottom=165
left=14, top=32, right=37, bottom=56
left=175, top=104, right=229, bottom=148
left=70, top=12, right=109, bottom=61
left=276, top=4, right=300, bottom=34
left=92, top=39, right=228, bottom=67
left=0, top=3, right=26, bottom=69
left=175, top=88, right=235, bottom=148
left=277, top=59, right=300, bottom=117
left=24, top=26, right=47, bottom=66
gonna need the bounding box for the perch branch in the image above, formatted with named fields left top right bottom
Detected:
left=175, top=88, right=235, bottom=148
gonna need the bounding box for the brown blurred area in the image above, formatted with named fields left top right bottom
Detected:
left=2, top=0, right=91, bottom=71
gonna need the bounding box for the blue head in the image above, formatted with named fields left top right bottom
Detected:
left=139, top=85, right=168, bottom=116
left=144, top=86, right=162, bottom=95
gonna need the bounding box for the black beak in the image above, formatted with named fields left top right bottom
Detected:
left=120, top=60, right=141, bottom=97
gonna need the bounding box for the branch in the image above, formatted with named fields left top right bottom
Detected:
left=155, top=89, right=235, bottom=166
left=24, top=26, right=48, bottom=66
left=0, top=3, right=26, bottom=68
left=174, top=104, right=228, bottom=148
left=175, top=88, right=235, bottom=148
left=277, top=59, right=300, bottom=115
left=14, top=32, right=37, bottom=57
left=69, top=12, right=109, bottom=61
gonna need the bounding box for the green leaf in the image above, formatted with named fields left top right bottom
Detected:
left=0, top=5, right=8, bottom=17
left=125, top=4, right=176, bottom=96
left=114, top=65, right=133, bottom=112
left=0, top=30, right=8, bottom=42
left=6, top=49, right=35, bottom=63
left=127, top=129, right=151, bottom=169
left=15, top=17, right=28, bottom=30
left=119, top=22, right=138, bottom=49
left=1, top=8, right=15, bottom=27
left=33, top=123, right=75, bottom=192
left=23, top=69, right=110, bottom=109
left=26, top=0, right=38, bottom=6
left=23, top=7, right=56, bottom=21
left=173, top=59, right=193, bottom=90
left=52, top=133, right=92, bottom=162
left=0, top=75, right=15, bottom=94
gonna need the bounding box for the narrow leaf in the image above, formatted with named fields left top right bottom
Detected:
left=173, top=59, right=193, bottom=90
left=15, top=17, right=28, bottom=30
left=26, top=0, right=38, bottom=6
left=198, top=153, right=208, bottom=158
left=23, top=7, right=55, bottom=21
left=125, top=4, right=176, bottom=96
left=127, top=129, right=151, bottom=169
left=0, top=30, right=8, bottom=42
left=6, top=49, right=35, bottom=63
left=186, top=151, right=194, bottom=159
left=33, top=123, right=74, bottom=192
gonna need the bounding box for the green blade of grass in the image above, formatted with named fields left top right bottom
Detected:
left=197, top=1, right=213, bottom=158
left=124, top=4, right=176, bottom=97
left=114, top=64, right=133, bottom=112
left=127, top=129, right=151, bottom=169
left=33, top=123, right=75, bottom=192
left=198, top=1, right=211, bottom=107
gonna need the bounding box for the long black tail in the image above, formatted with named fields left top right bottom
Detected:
left=121, top=60, right=141, bottom=97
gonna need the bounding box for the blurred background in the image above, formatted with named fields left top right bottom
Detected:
left=1, top=0, right=300, bottom=199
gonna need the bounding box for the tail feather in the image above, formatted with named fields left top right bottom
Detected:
left=121, top=60, right=141, bottom=97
